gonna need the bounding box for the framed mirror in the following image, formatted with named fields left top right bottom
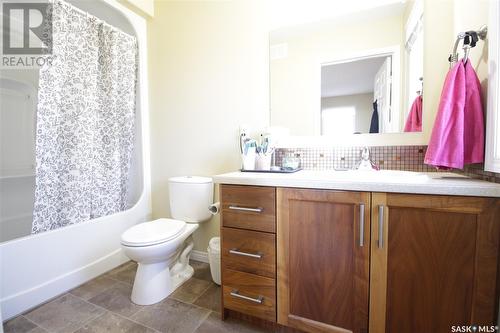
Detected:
left=270, top=0, right=424, bottom=144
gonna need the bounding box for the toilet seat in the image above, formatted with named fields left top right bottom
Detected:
left=121, top=218, right=186, bottom=247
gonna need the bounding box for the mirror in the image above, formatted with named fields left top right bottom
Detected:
left=270, top=1, right=424, bottom=137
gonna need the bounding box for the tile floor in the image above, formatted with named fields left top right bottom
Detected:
left=3, top=260, right=269, bottom=333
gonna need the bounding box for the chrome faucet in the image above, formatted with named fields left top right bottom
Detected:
left=356, top=147, right=378, bottom=171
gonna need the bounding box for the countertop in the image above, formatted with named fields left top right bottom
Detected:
left=212, top=170, right=500, bottom=198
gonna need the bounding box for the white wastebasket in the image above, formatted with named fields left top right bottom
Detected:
left=207, top=237, right=221, bottom=285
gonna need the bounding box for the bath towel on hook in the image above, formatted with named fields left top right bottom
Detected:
left=424, top=59, right=484, bottom=169
left=404, top=95, right=422, bottom=132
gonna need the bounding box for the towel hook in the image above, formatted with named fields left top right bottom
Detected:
left=448, top=25, right=487, bottom=66
left=416, top=77, right=423, bottom=96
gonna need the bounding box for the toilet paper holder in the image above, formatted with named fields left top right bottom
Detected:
left=208, top=202, right=220, bottom=215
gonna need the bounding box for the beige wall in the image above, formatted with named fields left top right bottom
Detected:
left=270, top=10, right=404, bottom=136
left=422, top=0, right=452, bottom=143
left=121, top=0, right=154, bottom=17
left=147, top=0, right=489, bottom=252
left=453, top=0, right=489, bottom=104
left=422, top=0, right=489, bottom=143
left=321, top=93, right=374, bottom=134
left=148, top=1, right=269, bottom=252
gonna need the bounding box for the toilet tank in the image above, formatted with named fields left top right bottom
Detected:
left=168, top=176, right=213, bottom=223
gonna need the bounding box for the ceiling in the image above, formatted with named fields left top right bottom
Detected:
left=321, top=56, right=388, bottom=98
left=270, top=1, right=406, bottom=40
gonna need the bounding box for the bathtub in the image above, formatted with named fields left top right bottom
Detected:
left=0, top=0, right=151, bottom=321
left=0, top=175, right=35, bottom=243
left=0, top=215, right=33, bottom=243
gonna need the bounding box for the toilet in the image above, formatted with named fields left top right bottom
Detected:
left=120, top=176, right=213, bottom=305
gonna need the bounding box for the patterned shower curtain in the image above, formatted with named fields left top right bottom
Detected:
left=32, top=0, right=138, bottom=233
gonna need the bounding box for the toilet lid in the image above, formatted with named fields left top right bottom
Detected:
left=121, top=218, right=186, bottom=247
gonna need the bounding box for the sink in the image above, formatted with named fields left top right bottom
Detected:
left=304, top=170, right=469, bottom=184
left=305, top=169, right=428, bottom=182
left=308, top=169, right=431, bottom=183
left=357, top=170, right=424, bottom=176
left=352, top=170, right=430, bottom=182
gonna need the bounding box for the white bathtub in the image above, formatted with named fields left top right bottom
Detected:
left=0, top=0, right=151, bottom=321
left=0, top=174, right=35, bottom=243
left=0, top=215, right=33, bottom=243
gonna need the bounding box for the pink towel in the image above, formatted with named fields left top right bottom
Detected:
left=463, top=60, right=484, bottom=164
left=404, top=95, right=423, bottom=132
left=424, top=60, right=484, bottom=169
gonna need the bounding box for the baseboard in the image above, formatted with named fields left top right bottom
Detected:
left=191, top=250, right=209, bottom=263
left=1, top=249, right=129, bottom=321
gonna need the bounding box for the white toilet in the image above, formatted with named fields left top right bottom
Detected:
left=120, top=176, right=213, bottom=305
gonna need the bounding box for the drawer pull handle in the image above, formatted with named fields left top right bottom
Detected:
left=228, top=205, right=263, bottom=213
left=230, top=290, right=264, bottom=304
left=378, top=205, right=385, bottom=248
left=229, top=249, right=263, bottom=259
left=359, top=203, right=365, bottom=247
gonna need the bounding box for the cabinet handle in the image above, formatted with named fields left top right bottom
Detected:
left=359, top=204, right=365, bottom=247
left=378, top=205, right=384, bottom=248
left=228, top=205, right=263, bottom=213
left=229, top=249, right=263, bottom=259
left=230, top=290, right=264, bottom=304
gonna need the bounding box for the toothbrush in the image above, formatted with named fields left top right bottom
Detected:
left=239, top=133, right=246, bottom=155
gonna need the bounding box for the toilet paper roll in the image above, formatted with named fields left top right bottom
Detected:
left=208, top=202, right=220, bottom=215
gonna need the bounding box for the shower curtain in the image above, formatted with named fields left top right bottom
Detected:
left=32, top=0, right=138, bottom=233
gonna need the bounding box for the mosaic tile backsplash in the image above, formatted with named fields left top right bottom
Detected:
left=274, top=146, right=500, bottom=184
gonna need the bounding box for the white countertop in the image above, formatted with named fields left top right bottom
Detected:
left=212, top=170, right=500, bottom=198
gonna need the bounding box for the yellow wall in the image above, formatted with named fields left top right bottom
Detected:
left=148, top=1, right=269, bottom=251
left=453, top=0, right=489, bottom=104
left=147, top=0, right=490, bottom=252
left=121, top=0, right=154, bottom=17
left=321, top=93, right=374, bottom=134
left=423, top=0, right=489, bottom=142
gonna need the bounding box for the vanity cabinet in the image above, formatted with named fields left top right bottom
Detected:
left=220, top=185, right=277, bottom=322
left=277, top=188, right=371, bottom=333
left=370, top=193, right=500, bottom=333
left=219, top=184, right=500, bottom=333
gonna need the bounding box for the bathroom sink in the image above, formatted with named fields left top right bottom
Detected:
left=352, top=169, right=423, bottom=176
left=297, top=170, right=470, bottom=185
left=334, top=170, right=473, bottom=182
left=427, top=174, right=472, bottom=180
left=335, top=169, right=427, bottom=179
left=351, top=170, right=430, bottom=182
left=300, top=169, right=433, bottom=184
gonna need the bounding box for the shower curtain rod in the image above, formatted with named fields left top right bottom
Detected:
left=55, top=0, right=135, bottom=39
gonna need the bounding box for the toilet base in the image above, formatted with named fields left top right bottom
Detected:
left=130, top=237, right=196, bottom=305
left=131, top=261, right=171, bottom=305
left=131, top=262, right=195, bottom=305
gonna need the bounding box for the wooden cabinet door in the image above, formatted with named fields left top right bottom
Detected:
left=277, top=188, right=370, bottom=333
left=370, top=193, right=500, bottom=333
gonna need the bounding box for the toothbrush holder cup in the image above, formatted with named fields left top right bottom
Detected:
left=256, top=154, right=272, bottom=170
left=241, top=147, right=256, bottom=170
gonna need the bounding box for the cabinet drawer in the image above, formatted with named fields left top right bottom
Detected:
left=223, top=269, right=276, bottom=322
left=221, top=185, right=276, bottom=233
left=222, top=227, right=275, bottom=278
